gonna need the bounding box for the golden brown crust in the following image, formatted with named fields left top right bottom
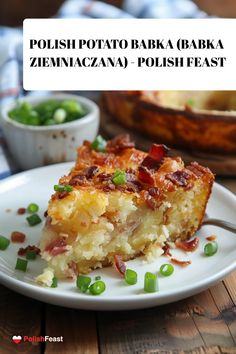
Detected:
left=102, top=91, right=236, bottom=154
left=52, top=135, right=214, bottom=217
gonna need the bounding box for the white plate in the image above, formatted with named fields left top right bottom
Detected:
left=0, top=163, right=236, bottom=311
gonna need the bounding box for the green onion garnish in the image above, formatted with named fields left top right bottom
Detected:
left=64, top=185, right=73, bottom=192
left=53, top=108, right=67, bottom=124
left=144, top=272, right=158, bottom=293
left=0, top=235, right=10, bottom=250
left=54, top=185, right=65, bottom=192
left=27, top=203, right=39, bottom=214
left=54, top=185, right=73, bottom=193
left=51, top=277, right=58, bottom=288
left=76, top=275, right=91, bottom=293
left=95, top=275, right=101, bottom=281
left=91, top=135, right=107, bottom=152
left=124, top=269, right=138, bottom=285
left=89, top=280, right=106, bottom=295
left=26, top=214, right=42, bottom=226
left=15, top=258, right=28, bottom=272
left=26, top=251, right=37, bottom=260
left=160, top=264, right=174, bottom=277
left=204, top=241, right=218, bottom=257
left=112, top=169, right=127, bottom=185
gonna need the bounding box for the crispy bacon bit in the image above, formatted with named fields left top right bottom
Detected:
left=57, top=191, right=69, bottom=199
left=106, top=134, right=135, bottom=153
left=103, top=183, right=116, bottom=192
left=162, top=243, right=172, bottom=257
left=126, top=181, right=142, bottom=193
left=116, top=185, right=126, bottom=192
left=44, top=210, right=48, bottom=218
left=143, top=191, right=156, bottom=210
left=93, top=155, right=110, bottom=166
left=141, top=156, right=160, bottom=170
left=149, top=144, right=169, bottom=161
left=17, top=208, right=26, bottom=215
left=97, top=173, right=112, bottom=182
left=175, top=237, right=199, bottom=252
left=187, top=162, right=212, bottom=178
left=206, top=235, right=217, bottom=241
left=83, top=140, right=91, bottom=147
left=141, top=144, right=169, bottom=170
left=166, top=170, right=190, bottom=187
left=11, top=231, right=26, bottom=243
left=45, top=238, right=67, bottom=256
left=85, top=165, right=99, bottom=179
left=138, top=166, right=155, bottom=185
left=18, top=245, right=40, bottom=256
left=69, top=174, right=87, bottom=186
left=171, top=258, right=192, bottom=267
left=148, top=187, right=160, bottom=197
left=114, top=255, right=126, bottom=275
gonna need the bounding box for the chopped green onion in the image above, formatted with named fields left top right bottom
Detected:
left=8, top=99, right=86, bottom=126
left=76, top=275, right=91, bottom=293
left=27, top=203, right=39, bottom=214
left=54, top=184, right=65, bottom=192
left=112, top=169, right=127, bottom=185
left=160, top=264, right=174, bottom=277
left=26, top=214, right=42, bottom=226
left=54, top=185, right=73, bottom=193
left=124, top=269, right=138, bottom=285
left=26, top=251, right=37, bottom=260
left=15, top=258, right=28, bottom=272
left=89, top=281, right=106, bottom=295
left=91, top=135, right=107, bottom=152
left=64, top=185, right=73, bottom=192
left=95, top=275, right=101, bottom=281
left=204, top=241, right=218, bottom=257
left=61, top=100, right=85, bottom=115
left=144, top=272, right=158, bottom=293
left=51, top=277, right=58, bottom=288
left=53, top=108, right=67, bottom=124
left=0, top=235, right=10, bottom=250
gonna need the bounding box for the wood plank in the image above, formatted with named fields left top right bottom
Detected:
left=45, top=305, right=98, bottom=354
left=0, top=284, right=42, bottom=354
left=185, top=290, right=235, bottom=347
left=98, top=301, right=205, bottom=353
left=224, top=271, right=236, bottom=304
left=139, top=346, right=236, bottom=353
left=210, top=282, right=236, bottom=343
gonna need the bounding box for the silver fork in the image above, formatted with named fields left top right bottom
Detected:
left=202, top=214, right=236, bottom=234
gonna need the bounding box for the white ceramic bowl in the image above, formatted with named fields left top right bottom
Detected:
left=1, top=94, right=99, bottom=170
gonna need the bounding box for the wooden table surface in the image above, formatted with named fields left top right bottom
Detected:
left=0, top=179, right=236, bottom=354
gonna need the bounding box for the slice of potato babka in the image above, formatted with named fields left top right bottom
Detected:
left=37, top=134, right=214, bottom=282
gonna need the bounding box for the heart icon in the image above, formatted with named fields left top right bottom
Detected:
left=12, top=335, right=22, bottom=344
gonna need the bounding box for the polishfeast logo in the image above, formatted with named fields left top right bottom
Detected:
left=12, top=335, right=22, bottom=344
left=12, top=335, right=63, bottom=344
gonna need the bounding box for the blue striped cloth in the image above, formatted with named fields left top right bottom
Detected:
left=0, top=0, right=206, bottom=179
